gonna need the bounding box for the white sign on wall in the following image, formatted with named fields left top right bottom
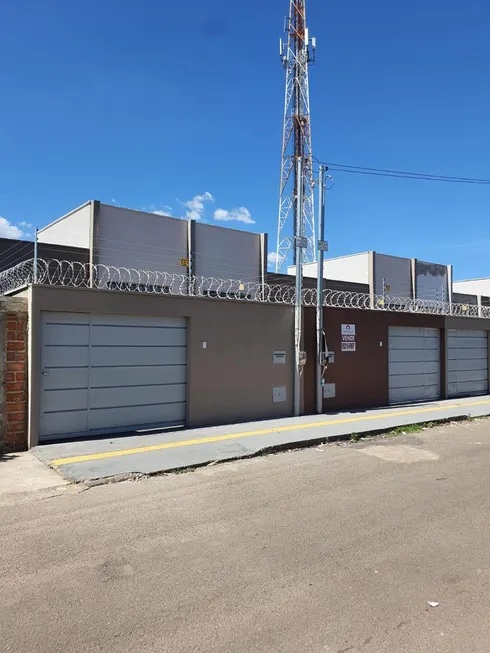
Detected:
left=341, top=342, right=356, bottom=352
left=341, top=324, right=356, bottom=352
left=273, top=386, right=287, bottom=403
left=341, top=324, right=356, bottom=336
left=323, top=383, right=336, bottom=399
left=273, top=351, right=286, bottom=364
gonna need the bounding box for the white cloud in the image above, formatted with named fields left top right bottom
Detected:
left=0, top=217, right=24, bottom=239
left=184, top=192, right=214, bottom=220
left=19, top=221, right=33, bottom=228
left=213, top=206, right=255, bottom=224
left=267, top=251, right=285, bottom=269
left=152, top=205, right=173, bottom=217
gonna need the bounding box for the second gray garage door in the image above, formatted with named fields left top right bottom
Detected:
left=388, top=326, right=440, bottom=404
left=447, top=329, right=488, bottom=398
left=40, top=312, right=187, bottom=440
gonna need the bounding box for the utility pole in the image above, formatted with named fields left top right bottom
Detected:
left=294, top=157, right=305, bottom=417
left=276, top=0, right=316, bottom=272
left=316, top=166, right=328, bottom=414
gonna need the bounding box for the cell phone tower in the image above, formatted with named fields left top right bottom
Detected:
left=276, top=0, right=316, bottom=272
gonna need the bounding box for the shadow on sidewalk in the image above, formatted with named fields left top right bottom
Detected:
left=0, top=450, right=20, bottom=463
left=322, top=400, right=446, bottom=418
left=38, top=424, right=186, bottom=448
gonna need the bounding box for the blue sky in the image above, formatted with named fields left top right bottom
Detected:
left=1, top=0, right=489, bottom=279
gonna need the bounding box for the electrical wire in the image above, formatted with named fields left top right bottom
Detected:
left=0, top=241, right=34, bottom=268
left=0, top=238, right=33, bottom=261
left=1, top=241, right=268, bottom=285
left=326, top=162, right=490, bottom=183
left=94, top=237, right=264, bottom=268
left=94, top=247, right=265, bottom=282
left=13, top=245, right=269, bottom=285
left=1, top=242, right=89, bottom=269
left=93, top=238, right=268, bottom=280
left=311, top=157, right=490, bottom=185
left=328, top=168, right=490, bottom=185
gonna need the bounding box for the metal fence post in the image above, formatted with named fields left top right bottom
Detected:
left=33, top=228, right=38, bottom=284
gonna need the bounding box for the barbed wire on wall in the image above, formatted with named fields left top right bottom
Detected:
left=0, top=258, right=488, bottom=320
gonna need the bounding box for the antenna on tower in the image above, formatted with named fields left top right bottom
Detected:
left=276, top=0, right=316, bottom=272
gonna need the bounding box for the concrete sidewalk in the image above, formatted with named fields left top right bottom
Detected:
left=0, top=451, right=68, bottom=505
left=33, top=395, right=490, bottom=484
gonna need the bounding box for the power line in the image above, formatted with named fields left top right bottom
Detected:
left=0, top=241, right=34, bottom=268
left=327, top=162, right=490, bottom=183
left=312, top=158, right=490, bottom=185
left=328, top=168, right=490, bottom=185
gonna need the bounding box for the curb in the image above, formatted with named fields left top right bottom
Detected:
left=65, top=412, right=487, bottom=487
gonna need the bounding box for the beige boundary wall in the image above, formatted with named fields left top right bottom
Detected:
left=27, top=285, right=294, bottom=448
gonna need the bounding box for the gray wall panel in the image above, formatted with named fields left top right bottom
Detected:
left=39, top=312, right=189, bottom=440
left=415, top=260, right=448, bottom=301
left=388, top=326, right=441, bottom=404
left=447, top=329, right=488, bottom=398
left=89, top=403, right=186, bottom=431
left=194, top=222, right=261, bottom=288
left=96, top=205, right=188, bottom=276
left=375, top=254, right=412, bottom=297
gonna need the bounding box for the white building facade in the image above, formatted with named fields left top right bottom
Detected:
left=38, top=201, right=267, bottom=290
left=288, top=251, right=452, bottom=302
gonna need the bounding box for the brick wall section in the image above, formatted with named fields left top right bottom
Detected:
left=0, top=298, right=28, bottom=451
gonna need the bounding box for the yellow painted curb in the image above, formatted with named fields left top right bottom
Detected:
left=50, top=399, right=490, bottom=467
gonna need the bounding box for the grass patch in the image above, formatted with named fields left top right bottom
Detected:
left=348, top=415, right=479, bottom=445
left=388, top=423, right=425, bottom=437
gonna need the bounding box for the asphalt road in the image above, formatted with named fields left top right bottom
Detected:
left=2, top=419, right=490, bottom=652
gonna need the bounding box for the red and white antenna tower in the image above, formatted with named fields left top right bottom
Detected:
left=276, top=0, right=316, bottom=272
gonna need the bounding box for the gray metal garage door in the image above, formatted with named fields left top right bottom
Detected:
left=388, top=326, right=440, bottom=404
left=447, top=329, right=488, bottom=398
left=40, top=312, right=187, bottom=441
